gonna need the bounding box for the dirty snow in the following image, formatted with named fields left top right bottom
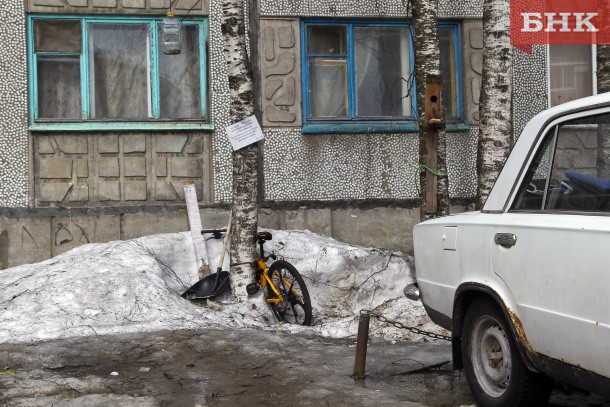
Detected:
left=0, top=230, right=446, bottom=344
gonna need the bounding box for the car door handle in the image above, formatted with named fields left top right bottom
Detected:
left=495, top=233, right=517, bottom=247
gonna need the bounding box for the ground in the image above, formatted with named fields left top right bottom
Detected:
left=0, top=326, right=467, bottom=407
left=1, top=326, right=607, bottom=407
left=0, top=231, right=608, bottom=406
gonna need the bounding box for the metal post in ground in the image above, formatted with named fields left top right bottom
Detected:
left=353, top=312, right=370, bottom=379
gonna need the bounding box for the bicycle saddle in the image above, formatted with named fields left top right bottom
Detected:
left=256, top=231, right=272, bottom=241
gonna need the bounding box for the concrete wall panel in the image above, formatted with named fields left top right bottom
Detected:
left=0, top=217, right=51, bottom=268
left=260, top=19, right=301, bottom=127
left=26, top=0, right=208, bottom=15
left=462, top=20, right=483, bottom=125
left=32, top=133, right=213, bottom=207
left=1, top=203, right=424, bottom=269
left=0, top=0, right=29, bottom=208
left=331, top=207, right=419, bottom=251
left=260, top=0, right=483, bottom=18
left=122, top=211, right=189, bottom=240
left=51, top=215, right=120, bottom=257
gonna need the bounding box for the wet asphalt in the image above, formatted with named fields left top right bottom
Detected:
left=0, top=326, right=607, bottom=406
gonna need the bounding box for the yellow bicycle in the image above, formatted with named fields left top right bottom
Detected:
left=183, top=228, right=313, bottom=326
left=247, top=231, right=312, bottom=326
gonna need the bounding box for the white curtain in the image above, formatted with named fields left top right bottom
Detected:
left=89, top=23, right=149, bottom=119
left=309, top=59, right=348, bottom=118
left=549, top=44, right=593, bottom=107
left=38, top=57, right=81, bottom=119
left=354, top=26, right=409, bottom=118
left=159, top=25, right=202, bottom=119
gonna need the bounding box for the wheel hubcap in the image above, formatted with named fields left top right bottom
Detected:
left=471, top=316, right=511, bottom=397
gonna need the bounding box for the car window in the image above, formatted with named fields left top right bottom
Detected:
left=512, top=112, right=610, bottom=213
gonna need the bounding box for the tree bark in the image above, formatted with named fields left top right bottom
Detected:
left=412, top=0, right=449, bottom=220
left=221, top=0, right=258, bottom=301
left=247, top=0, right=266, bottom=202
left=476, top=0, right=512, bottom=210
left=597, top=45, right=610, bottom=179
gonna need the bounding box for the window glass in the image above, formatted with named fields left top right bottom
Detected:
left=30, top=16, right=208, bottom=125
left=89, top=23, right=149, bottom=119
left=512, top=132, right=554, bottom=211
left=439, top=27, right=457, bottom=118
left=549, top=44, right=593, bottom=107
left=309, top=59, right=348, bottom=118
left=35, top=20, right=81, bottom=53
left=513, top=113, right=610, bottom=212
left=303, top=21, right=461, bottom=126
left=308, top=26, right=346, bottom=55
left=37, top=56, right=81, bottom=119
left=354, top=26, right=409, bottom=117
left=159, top=24, right=201, bottom=119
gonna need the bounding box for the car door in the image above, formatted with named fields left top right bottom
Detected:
left=491, top=112, right=610, bottom=378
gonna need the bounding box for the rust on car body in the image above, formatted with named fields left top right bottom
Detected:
left=506, top=307, right=535, bottom=356
left=507, top=305, right=609, bottom=395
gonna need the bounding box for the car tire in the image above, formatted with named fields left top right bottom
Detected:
left=461, top=298, right=552, bottom=407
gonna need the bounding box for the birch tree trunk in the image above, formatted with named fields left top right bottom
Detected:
left=222, top=0, right=258, bottom=301
left=412, top=0, right=449, bottom=220
left=476, top=0, right=512, bottom=209
left=596, top=45, right=610, bottom=179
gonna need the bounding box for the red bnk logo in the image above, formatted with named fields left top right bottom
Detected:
left=511, top=0, right=610, bottom=53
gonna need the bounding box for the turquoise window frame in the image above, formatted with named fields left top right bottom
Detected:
left=27, top=14, right=211, bottom=132
left=301, top=19, right=466, bottom=134
left=439, top=21, right=464, bottom=124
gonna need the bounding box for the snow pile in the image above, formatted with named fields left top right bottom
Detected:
left=262, top=230, right=440, bottom=339
left=0, top=230, right=445, bottom=344
left=1, top=235, right=201, bottom=342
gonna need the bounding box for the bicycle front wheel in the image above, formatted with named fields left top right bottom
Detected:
left=266, top=260, right=312, bottom=326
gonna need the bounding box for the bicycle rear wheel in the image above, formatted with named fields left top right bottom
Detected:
left=266, top=260, right=312, bottom=326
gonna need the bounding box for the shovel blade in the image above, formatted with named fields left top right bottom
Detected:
left=181, top=271, right=230, bottom=299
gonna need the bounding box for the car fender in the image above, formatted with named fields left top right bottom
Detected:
left=452, top=281, right=538, bottom=373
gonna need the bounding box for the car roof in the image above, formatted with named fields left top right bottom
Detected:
left=483, top=92, right=610, bottom=212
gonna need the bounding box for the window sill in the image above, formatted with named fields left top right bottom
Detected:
left=29, top=122, right=215, bottom=132
left=301, top=121, right=471, bottom=134
left=445, top=122, right=471, bottom=132
left=302, top=121, right=419, bottom=134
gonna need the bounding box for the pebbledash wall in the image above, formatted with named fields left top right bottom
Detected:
left=0, top=0, right=548, bottom=268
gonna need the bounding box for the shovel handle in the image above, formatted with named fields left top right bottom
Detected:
left=217, top=212, right=232, bottom=270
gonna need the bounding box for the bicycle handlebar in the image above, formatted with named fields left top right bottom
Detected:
left=201, top=228, right=227, bottom=239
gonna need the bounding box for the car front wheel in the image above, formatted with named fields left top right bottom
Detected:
left=461, top=298, right=552, bottom=407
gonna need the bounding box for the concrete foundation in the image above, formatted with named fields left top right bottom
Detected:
left=0, top=202, right=477, bottom=269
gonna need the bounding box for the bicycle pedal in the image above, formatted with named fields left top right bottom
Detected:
left=246, top=283, right=260, bottom=296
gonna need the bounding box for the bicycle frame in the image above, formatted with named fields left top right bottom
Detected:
left=249, top=232, right=312, bottom=326
left=255, top=258, right=279, bottom=304
left=255, top=252, right=301, bottom=305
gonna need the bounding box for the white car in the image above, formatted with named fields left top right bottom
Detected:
left=410, top=93, right=610, bottom=406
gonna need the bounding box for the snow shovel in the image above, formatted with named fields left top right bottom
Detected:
left=181, top=213, right=232, bottom=300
